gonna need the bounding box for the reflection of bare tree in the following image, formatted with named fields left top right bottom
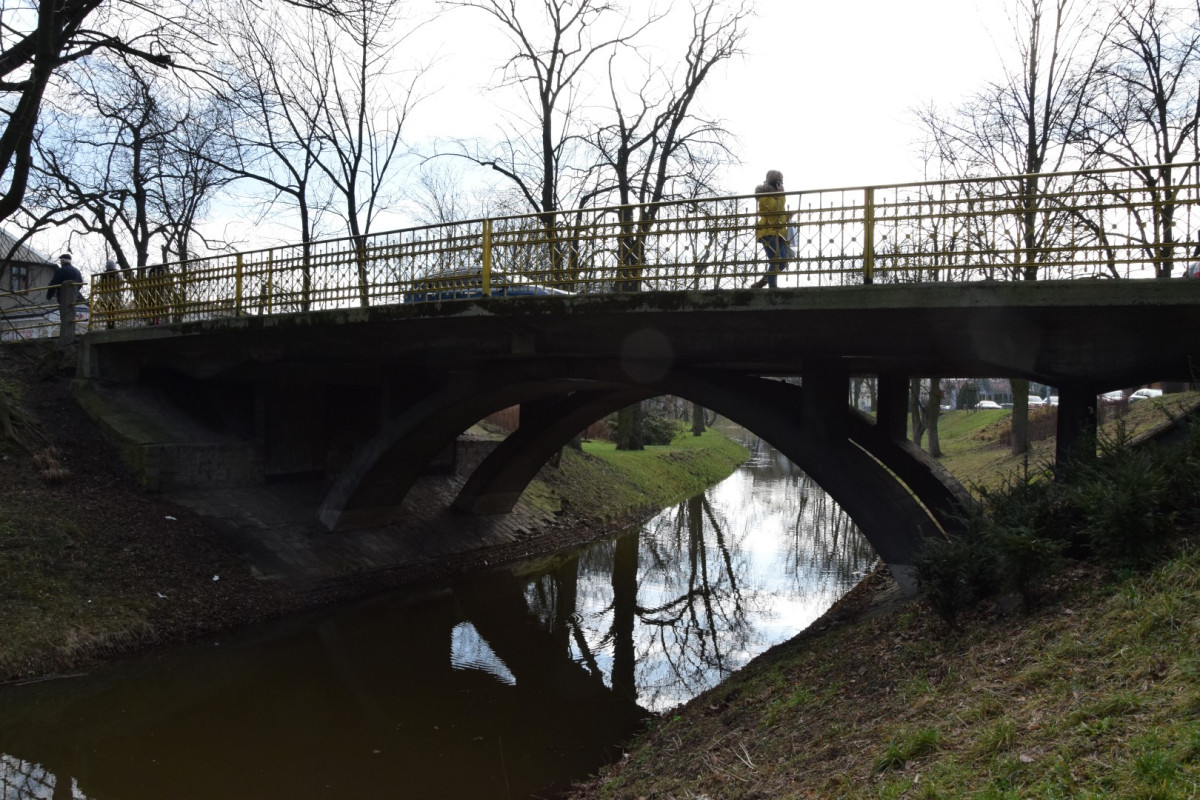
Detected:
left=516, top=429, right=878, bottom=712
left=631, top=492, right=761, bottom=709
left=522, top=554, right=610, bottom=684
left=783, top=473, right=878, bottom=594
left=736, top=430, right=877, bottom=592
left=610, top=532, right=638, bottom=702
left=0, top=753, right=83, bottom=800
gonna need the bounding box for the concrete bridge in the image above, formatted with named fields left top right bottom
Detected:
left=32, top=163, right=1196, bottom=590
left=74, top=276, right=1200, bottom=592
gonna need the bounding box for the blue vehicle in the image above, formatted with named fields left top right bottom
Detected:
left=404, top=267, right=571, bottom=303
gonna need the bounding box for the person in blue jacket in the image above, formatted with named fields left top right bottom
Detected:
left=46, top=253, right=84, bottom=302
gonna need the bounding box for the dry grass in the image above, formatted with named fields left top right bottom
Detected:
left=564, top=394, right=1200, bottom=800
left=565, top=549, right=1200, bottom=799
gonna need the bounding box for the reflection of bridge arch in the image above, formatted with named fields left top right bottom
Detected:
left=318, top=360, right=973, bottom=592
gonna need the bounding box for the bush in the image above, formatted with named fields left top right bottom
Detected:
left=640, top=412, right=683, bottom=446
left=1067, top=445, right=1176, bottom=567
left=605, top=407, right=683, bottom=447
left=917, top=419, right=1199, bottom=621
left=915, top=533, right=992, bottom=624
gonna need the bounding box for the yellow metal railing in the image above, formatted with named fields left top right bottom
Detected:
left=84, top=163, right=1200, bottom=330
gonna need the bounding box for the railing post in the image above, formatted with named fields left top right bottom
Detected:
left=235, top=253, right=244, bottom=315
left=266, top=249, right=274, bottom=314
left=481, top=218, right=493, bottom=297
left=57, top=282, right=77, bottom=347
left=863, top=186, right=876, bottom=285
left=85, top=275, right=95, bottom=332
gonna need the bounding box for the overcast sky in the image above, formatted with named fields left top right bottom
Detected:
left=412, top=0, right=1013, bottom=197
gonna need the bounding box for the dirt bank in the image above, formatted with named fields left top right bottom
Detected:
left=0, top=341, right=746, bottom=683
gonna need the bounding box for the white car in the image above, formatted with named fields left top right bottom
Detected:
left=1028, top=396, right=1045, bottom=407
left=976, top=400, right=1002, bottom=410
left=1047, top=395, right=1059, bottom=406
left=1099, top=390, right=1126, bottom=404
left=1129, top=388, right=1164, bottom=402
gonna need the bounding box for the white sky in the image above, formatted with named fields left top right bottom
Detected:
left=724, top=0, right=1011, bottom=191
left=411, top=0, right=1013, bottom=196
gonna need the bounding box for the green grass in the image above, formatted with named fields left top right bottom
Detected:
left=529, top=430, right=749, bottom=522
left=0, top=506, right=153, bottom=677
left=931, top=394, right=1200, bottom=491
left=573, top=545, right=1200, bottom=799
left=567, top=397, right=1200, bottom=800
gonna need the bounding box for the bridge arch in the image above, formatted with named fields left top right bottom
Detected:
left=320, top=360, right=972, bottom=593
left=317, top=367, right=634, bottom=531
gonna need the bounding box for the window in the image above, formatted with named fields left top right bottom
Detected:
left=8, top=264, right=29, bottom=292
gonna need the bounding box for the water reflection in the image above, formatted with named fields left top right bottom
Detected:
left=0, top=433, right=875, bottom=800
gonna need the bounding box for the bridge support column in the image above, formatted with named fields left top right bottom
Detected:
left=876, top=373, right=909, bottom=440
left=798, top=364, right=930, bottom=594
left=800, top=362, right=850, bottom=439
left=1056, top=382, right=1098, bottom=467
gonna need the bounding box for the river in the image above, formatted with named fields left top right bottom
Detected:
left=0, top=433, right=876, bottom=800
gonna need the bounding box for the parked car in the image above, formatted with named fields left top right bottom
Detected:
left=404, top=267, right=571, bottom=303
left=1047, top=395, right=1059, bottom=406
left=1028, top=396, right=1045, bottom=407
left=976, top=400, right=1002, bottom=410
left=1129, top=388, right=1164, bottom=402
left=1099, top=390, right=1126, bottom=404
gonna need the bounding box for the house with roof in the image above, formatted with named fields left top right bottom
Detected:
left=0, top=228, right=77, bottom=340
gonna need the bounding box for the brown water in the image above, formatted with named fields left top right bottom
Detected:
left=0, top=435, right=875, bottom=799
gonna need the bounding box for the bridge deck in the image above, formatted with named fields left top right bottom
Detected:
left=68, top=162, right=1200, bottom=332
left=84, top=280, right=1200, bottom=390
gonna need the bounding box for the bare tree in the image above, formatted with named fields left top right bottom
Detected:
left=917, top=0, right=1102, bottom=456
left=0, top=1, right=171, bottom=223
left=313, top=0, right=428, bottom=241
left=587, top=0, right=748, bottom=450
left=442, top=0, right=657, bottom=281
left=31, top=60, right=173, bottom=273
left=412, top=159, right=490, bottom=225
left=220, top=0, right=427, bottom=307
left=154, top=99, right=237, bottom=266
left=311, top=0, right=428, bottom=305
left=220, top=4, right=336, bottom=252
left=1080, top=0, right=1200, bottom=277
left=593, top=0, right=747, bottom=292
left=0, top=0, right=341, bottom=225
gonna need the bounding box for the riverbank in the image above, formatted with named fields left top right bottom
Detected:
left=562, top=544, right=1200, bottom=798
left=0, top=341, right=748, bottom=684
left=562, top=396, right=1200, bottom=798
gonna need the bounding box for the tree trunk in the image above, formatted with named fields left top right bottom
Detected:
left=927, top=378, right=942, bottom=458
left=909, top=377, right=926, bottom=447
left=615, top=403, right=644, bottom=451
left=1010, top=378, right=1030, bottom=456
left=691, top=402, right=706, bottom=436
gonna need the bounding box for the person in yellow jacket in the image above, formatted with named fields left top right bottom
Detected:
left=753, top=169, right=794, bottom=288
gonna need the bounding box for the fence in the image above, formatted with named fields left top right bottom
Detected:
left=82, top=162, right=1200, bottom=330
left=0, top=284, right=87, bottom=342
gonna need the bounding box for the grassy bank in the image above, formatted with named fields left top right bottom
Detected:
left=0, top=341, right=750, bottom=682
left=565, top=395, right=1200, bottom=799
left=537, top=433, right=752, bottom=522
left=567, top=550, right=1200, bottom=798
left=933, top=393, right=1200, bottom=490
